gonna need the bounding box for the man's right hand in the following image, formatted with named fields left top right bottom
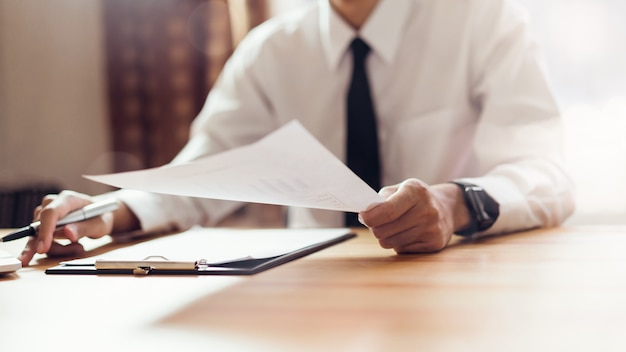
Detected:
left=19, top=190, right=139, bottom=267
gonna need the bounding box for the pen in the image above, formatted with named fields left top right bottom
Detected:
left=0, top=198, right=119, bottom=242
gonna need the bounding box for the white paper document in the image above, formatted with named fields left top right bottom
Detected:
left=86, top=120, right=383, bottom=212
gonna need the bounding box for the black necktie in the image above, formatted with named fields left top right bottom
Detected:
left=345, top=38, right=381, bottom=227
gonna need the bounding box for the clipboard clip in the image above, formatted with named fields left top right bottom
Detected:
left=129, top=258, right=209, bottom=275
left=95, top=255, right=201, bottom=275
left=133, top=266, right=152, bottom=275
left=196, top=259, right=209, bottom=271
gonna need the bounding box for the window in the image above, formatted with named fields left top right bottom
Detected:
left=520, top=0, right=626, bottom=223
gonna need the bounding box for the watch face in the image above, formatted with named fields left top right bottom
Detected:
left=452, top=181, right=500, bottom=234
left=475, top=189, right=500, bottom=230
left=482, top=217, right=496, bottom=229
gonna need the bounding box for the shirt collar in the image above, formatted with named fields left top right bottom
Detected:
left=319, top=0, right=414, bottom=70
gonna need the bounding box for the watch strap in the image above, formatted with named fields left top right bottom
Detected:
left=450, top=181, right=500, bottom=237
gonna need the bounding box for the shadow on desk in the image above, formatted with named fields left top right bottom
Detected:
left=0, top=272, right=20, bottom=281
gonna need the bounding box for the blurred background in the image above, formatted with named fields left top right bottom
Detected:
left=0, top=0, right=624, bottom=227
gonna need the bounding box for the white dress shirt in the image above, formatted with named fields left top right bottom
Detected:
left=117, top=0, right=575, bottom=236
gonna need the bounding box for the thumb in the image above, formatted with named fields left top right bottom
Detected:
left=379, top=184, right=399, bottom=200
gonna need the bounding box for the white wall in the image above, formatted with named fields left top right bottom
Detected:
left=0, top=0, right=112, bottom=195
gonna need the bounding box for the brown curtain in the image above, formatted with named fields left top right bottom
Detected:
left=102, top=0, right=282, bottom=227
left=103, top=0, right=268, bottom=172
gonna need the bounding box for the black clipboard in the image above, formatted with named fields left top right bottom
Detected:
left=45, top=228, right=355, bottom=276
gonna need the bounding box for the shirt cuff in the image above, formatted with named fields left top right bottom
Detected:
left=455, top=175, right=540, bottom=235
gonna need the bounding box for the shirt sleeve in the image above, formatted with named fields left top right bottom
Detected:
left=115, top=27, right=280, bottom=234
left=462, top=0, right=575, bottom=235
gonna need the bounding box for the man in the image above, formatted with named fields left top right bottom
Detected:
left=20, top=0, right=575, bottom=266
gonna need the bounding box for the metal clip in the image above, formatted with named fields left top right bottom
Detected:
left=196, top=259, right=209, bottom=271
left=133, top=266, right=153, bottom=275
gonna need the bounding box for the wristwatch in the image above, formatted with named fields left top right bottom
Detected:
left=450, top=181, right=500, bottom=237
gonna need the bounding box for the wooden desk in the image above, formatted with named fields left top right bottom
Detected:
left=2, top=226, right=626, bottom=352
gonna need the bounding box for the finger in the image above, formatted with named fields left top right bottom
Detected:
left=32, top=194, right=58, bottom=224
left=393, top=235, right=448, bottom=253
left=62, top=220, right=111, bottom=241
left=32, top=205, right=42, bottom=224
left=36, top=191, right=92, bottom=254
left=18, top=237, right=38, bottom=267
left=378, top=224, right=448, bottom=253
left=377, top=226, right=425, bottom=251
left=47, top=241, right=86, bottom=258
left=52, top=225, right=79, bottom=243
left=41, top=194, right=58, bottom=208
left=393, top=232, right=450, bottom=254
left=362, top=179, right=428, bottom=228
left=370, top=196, right=445, bottom=246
